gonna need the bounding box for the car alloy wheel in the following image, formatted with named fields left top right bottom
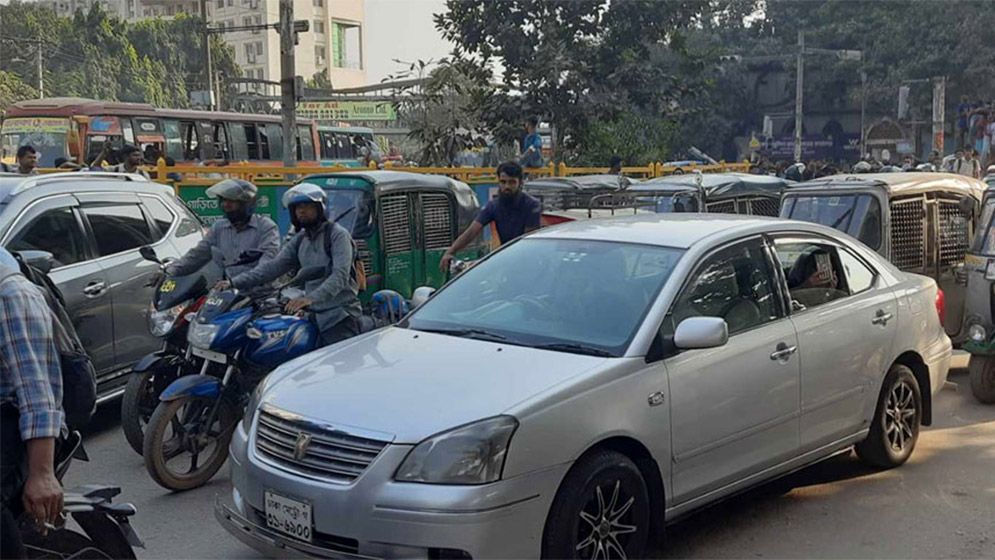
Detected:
left=576, top=480, right=638, bottom=559
left=884, top=378, right=917, bottom=453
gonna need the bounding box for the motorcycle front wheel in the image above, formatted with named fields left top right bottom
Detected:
left=121, top=369, right=172, bottom=455
left=142, top=395, right=237, bottom=491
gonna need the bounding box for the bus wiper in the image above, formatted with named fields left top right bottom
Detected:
left=531, top=343, right=614, bottom=357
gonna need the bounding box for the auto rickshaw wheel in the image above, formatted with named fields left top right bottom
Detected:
left=968, top=356, right=995, bottom=404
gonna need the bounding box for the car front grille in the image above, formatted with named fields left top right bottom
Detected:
left=254, top=409, right=389, bottom=484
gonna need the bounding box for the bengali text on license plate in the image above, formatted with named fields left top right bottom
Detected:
left=264, top=490, right=312, bottom=543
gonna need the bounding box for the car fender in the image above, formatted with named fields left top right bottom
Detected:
left=160, top=374, right=221, bottom=401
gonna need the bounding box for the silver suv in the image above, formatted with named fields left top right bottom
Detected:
left=0, top=173, right=204, bottom=401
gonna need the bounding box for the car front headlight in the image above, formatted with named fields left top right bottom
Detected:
left=395, top=416, right=518, bottom=485
left=969, top=323, right=987, bottom=343
left=148, top=301, right=189, bottom=337
left=986, top=260, right=995, bottom=281
left=188, top=322, right=220, bottom=349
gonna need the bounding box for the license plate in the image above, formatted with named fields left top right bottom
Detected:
left=264, top=490, right=313, bottom=543
left=191, top=346, right=227, bottom=364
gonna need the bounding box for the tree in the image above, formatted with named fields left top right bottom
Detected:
left=0, top=71, right=37, bottom=110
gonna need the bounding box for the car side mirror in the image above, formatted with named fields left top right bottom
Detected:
left=139, top=245, right=160, bottom=264
left=410, top=286, right=436, bottom=309
left=18, top=250, right=55, bottom=274
left=674, top=317, right=729, bottom=350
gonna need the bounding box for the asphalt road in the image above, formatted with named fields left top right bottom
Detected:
left=67, top=369, right=995, bottom=559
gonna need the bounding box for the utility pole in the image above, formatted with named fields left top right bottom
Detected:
left=932, top=76, right=946, bottom=155
left=35, top=45, right=43, bottom=98
left=860, top=70, right=867, bottom=157
left=200, top=0, right=215, bottom=110
left=279, top=0, right=297, bottom=167
left=794, top=31, right=804, bottom=163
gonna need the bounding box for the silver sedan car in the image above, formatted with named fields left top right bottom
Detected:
left=217, top=215, right=951, bottom=559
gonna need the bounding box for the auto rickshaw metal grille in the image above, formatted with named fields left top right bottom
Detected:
left=381, top=194, right=412, bottom=255
left=706, top=200, right=737, bottom=214
left=355, top=239, right=372, bottom=275
left=890, top=197, right=926, bottom=270
left=254, top=409, right=389, bottom=484
left=748, top=198, right=781, bottom=217
left=937, top=199, right=969, bottom=267
left=422, top=193, right=453, bottom=250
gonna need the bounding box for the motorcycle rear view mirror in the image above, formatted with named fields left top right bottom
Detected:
left=235, top=249, right=265, bottom=265
left=139, top=246, right=161, bottom=264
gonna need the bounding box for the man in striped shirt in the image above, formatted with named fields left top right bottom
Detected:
left=1, top=248, right=64, bottom=557
left=167, top=179, right=281, bottom=279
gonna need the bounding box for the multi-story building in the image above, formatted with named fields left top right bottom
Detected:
left=39, top=0, right=132, bottom=19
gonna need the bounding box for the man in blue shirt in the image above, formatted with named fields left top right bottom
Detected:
left=519, top=116, right=543, bottom=168
left=440, top=161, right=542, bottom=272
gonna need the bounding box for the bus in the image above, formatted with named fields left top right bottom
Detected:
left=317, top=125, right=381, bottom=167
left=1, top=97, right=320, bottom=168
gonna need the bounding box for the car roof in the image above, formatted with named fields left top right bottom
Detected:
left=0, top=173, right=173, bottom=205
left=634, top=172, right=791, bottom=198
left=528, top=213, right=838, bottom=249
left=789, top=172, right=987, bottom=200
left=525, top=174, right=631, bottom=191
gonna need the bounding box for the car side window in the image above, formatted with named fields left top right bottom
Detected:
left=82, top=204, right=155, bottom=257
left=7, top=207, right=87, bottom=269
left=774, top=240, right=851, bottom=311
left=666, top=239, right=780, bottom=336
left=838, top=249, right=876, bottom=294
left=140, top=196, right=176, bottom=240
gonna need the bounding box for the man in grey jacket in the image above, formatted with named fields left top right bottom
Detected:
left=222, top=183, right=362, bottom=346
left=167, top=179, right=280, bottom=279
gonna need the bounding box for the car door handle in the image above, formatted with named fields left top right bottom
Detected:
left=872, top=310, right=893, bottom=325
left=83, top=281, right=106, bottom=296
left=770, top=343, right=798, bottom=361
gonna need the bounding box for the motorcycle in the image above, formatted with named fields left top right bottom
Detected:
left=18, top=431, right=143, bottom=559
left=141, top=265, right=325, bottom=491
left=120, top=246, right=227, bottom=454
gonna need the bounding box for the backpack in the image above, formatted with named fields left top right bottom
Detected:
left=1, top=258, right=97, bottom=431
left=322, top=224, right=367, bottom=292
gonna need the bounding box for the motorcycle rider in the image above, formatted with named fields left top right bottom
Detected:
left=0, top=248, right=63, bottom=559
left=219, top=183, right=363, bottom=346
left=166, top=179, right=280, bottom=279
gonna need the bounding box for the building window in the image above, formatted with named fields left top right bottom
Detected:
left=315, top=45, right=326, bottom=65
left=313, top=20, right=325, bottom=34
left=331, top=21, right=362, bottom=70
left=216, top=0, right=223, bottom=9
left=256, top=42, right=264, bottom=55
left=313, top=0, right=323, bottom=7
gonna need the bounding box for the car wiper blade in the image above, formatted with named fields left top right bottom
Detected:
left=418, top=327, right=509, bottom=343
left=531, top=343, right=614, bottom=357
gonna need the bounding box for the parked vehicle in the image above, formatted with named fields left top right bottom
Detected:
left=625, top=172, right=789, bottom=217
left=963, top=184, right=995, bottom=403
left=142, top=255, right=311, bottom=491
left=18, top=431, right=143, bottom=559
left=120, top=246, right=225, bottom=454
left=781, top=172, right=987, bottom=343
left=0, top=172, right=204, bottom=400
left=296, top=171, right=485, bottom=300
left=217, top=214, right=950, bottom=558
left=524, top=174, right=632, bottom=225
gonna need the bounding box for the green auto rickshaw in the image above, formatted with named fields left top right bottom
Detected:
left=298, top=171, right=486, bottom=301
left=963, top=180, right=995, bottom=403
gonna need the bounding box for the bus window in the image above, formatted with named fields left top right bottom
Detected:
left=163, top=119, right=184, bottom=161
left=297, top=125, right=315, bottom=161
left=210, top=122, right=229, bottom=160
left=121, top=119, right=136, bottom=145
left=265, top=123, right=283, bottom=161
left=257, top=124, right=271, bottom=160
left=243, top=124, right=260, bottom=160
left=228, top=124, right=248, bottom=161
left=181, top=121, right=200, bottom=160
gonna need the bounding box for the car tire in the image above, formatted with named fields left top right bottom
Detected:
left=968, top=356, right=995, bottom=404
left=855, top=364, right=921, bottom=468
left=672, top=168, right=684, bottom=175
left=121, top=370, right=158, bottom=455
left=143, top=395, right=236, bottom=492
left=542, top=449, right=650, bottom=559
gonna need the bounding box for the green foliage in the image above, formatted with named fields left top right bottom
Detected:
left=568, top=112, right=678, bottom=167
left=0, top=2, right=241, bottom=109
left=0, top=71, right=37, bottom=110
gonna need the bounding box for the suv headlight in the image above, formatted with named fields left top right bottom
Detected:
left=395, top=416, right=518, bottom=485
left=148, top=302, right=189, bottom=337
left=188, top=322, right=220, bottom=348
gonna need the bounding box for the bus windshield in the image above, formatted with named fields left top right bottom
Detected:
left=0, top=117, right=71, bottom=167
left=781, top=194, right=883, bottom=250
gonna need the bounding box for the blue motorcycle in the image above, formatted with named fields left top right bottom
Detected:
left=141, top=266, right=324, bottom=491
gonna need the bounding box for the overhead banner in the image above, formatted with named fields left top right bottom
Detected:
left=297, top=100, right=397, bottom=122
left=1, top=117, right=70, bottom=134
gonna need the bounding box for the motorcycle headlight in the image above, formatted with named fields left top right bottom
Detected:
left=395, top=416, right=517, bottom=485
left=188, top=322, right=220, bottom=349
left=986, top=260, right=995, bottom=281
left=148, top=302, right=189, bottom=337
left=969, top=323, right=987, bottom=343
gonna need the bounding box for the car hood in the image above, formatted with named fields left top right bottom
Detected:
left=259, top=327, right=607, bottom=443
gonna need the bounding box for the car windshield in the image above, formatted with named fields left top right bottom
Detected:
left=781, top=194, right=883, bottom=250
left=406, top=238, right=683, bottom=356
left=971, top=197, right=995, bottom=255
left=325, top=189, right=374, bottom=238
